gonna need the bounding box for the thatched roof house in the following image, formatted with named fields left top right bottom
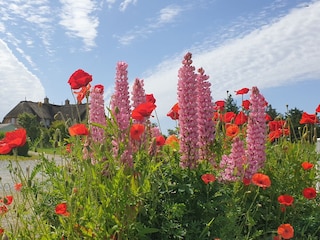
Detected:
left=2, top=97, right=87, bottom=127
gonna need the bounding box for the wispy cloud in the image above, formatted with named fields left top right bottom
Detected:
left=0, top=0, right=53, bottom=59
left=105, top=0, right=117, bottom=9
left=59, top=0, right=99, bottom=50
left=115, top=4, right=183, bottom=45
left=157, top=5, right=182, bottom=24
left=119, top=0, right=137, bottom=12
left=105, top=0, right=137, bottom=11
left=142, top=1, right=320, bottom=130
left=0, top=40, right=46, bottom=121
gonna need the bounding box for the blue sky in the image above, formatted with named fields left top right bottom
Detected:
left=1, top=0, right=320, bottom=133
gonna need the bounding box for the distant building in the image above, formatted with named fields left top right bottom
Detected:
left=2, top=97, right=87, bottom=127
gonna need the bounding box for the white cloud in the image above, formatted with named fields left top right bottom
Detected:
left=158, top=5, right=182, bottom=24
left=105, top=0, right=137, bottom=11
left=119, top=0, right=137, bottom=12
left=0, top=0, right=53, bottom=63
left=105, top=0, right=117, bottom=9
left=142, top=1, right=320, bottom=131
left=115, top=4, right=183, bottom=45
left=117, top=34, right=136, bottom=45
left=59, top=0, right=99, bottom=50
left=0, top=22, right=5, bottom=32
left=1, top=1, right=52, bottom=34
left=0, top=40, right=46, bottom=121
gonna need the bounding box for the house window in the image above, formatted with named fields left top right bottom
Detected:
left=11, top=118, right=16, bottom=124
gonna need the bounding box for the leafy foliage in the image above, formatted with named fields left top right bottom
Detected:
left=17, top=113, right=41, bottom=142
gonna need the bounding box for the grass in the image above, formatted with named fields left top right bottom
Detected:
left=0, top=147, right=63, bottom=161
left=33, top=146, right=64, bottom=155
left=0, top=153, right=38, bottom=161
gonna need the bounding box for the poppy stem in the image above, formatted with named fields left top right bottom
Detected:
left=245, top=187, right=260, bottom=237
left=153, top=109, right=162, bottom=134
left=70, top=88, right=82, bottom=123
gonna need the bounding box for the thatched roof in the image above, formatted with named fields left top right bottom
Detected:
left=2, top=99, right=87, bottom=125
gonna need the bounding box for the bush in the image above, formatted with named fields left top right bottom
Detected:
left=17, top=141, right=29, bottom=156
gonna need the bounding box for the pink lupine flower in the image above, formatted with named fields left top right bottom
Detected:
left=131, top=78, right=146, bottom=109
left=151, top=127, right=161, bottom=138
left=177, top=52, right=199, bottom=168
left=196, top=67, right=215, bottom=164
left=219, top=137, right=246, bottom=182
left=244, top=86, right=267, bottom=179
left=110, top=61, right=133, bottom=166
left=89, top=84, right=106, bottom=143
left=110, top=61, right=131, bottom=131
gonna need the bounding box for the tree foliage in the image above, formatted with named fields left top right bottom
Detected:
left=225, top=93, right=239, bottom=113
left=18, top=113, right=41, bottom=142
left=266, top=104, right=281, bottom=120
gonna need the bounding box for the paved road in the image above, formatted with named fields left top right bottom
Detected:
left=0, top=152, right=62, bottom=192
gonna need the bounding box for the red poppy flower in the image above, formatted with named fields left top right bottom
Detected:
left=167, top=103, right=179, bottom=120
left=201, top=173, right=216, bottom=184
left=243, top=178, right=251, bottom=186
left=282, top=128, right=290, bottom=136
left=94, top=84, right=104, bottom=93
left=268, top=130, right=282, bottom=142
left=0, top=205, right=8, bottom=215
left=235, top=111, right=248, bottom=125
left=0, top=141, right=11, bottom=155
left=278, top=194, right=294, bottom=206
left=0, top=228, right=4, bottom=235
left=68, top=124, right=89, bottom=136
left=265, top=114, right=273, bottom=122
left=235, top=88, right=249, bottom=95
left=226, top=124, right=240, bottom=138
left=269, top=120, right=286, bottom=132
left=65, top=143, right=72, bottom=153
left=146, top=94, right=156, bottom=104
left=68, top=69, right=93, bottom=89
left=132, top=102, right=156, bottom=121
left=214, top=100, right=225, bottom=111
left=14, top=183, right=23, bottom=191
left=55, top=203, right=70, bottom=216
left=277, top=223, right=294, bottom=239
left=130, top=124, right=145, bottom=140
left=222, top=112, right=236, bottom=123
left=315, top=104, right=320, bottom=113
left=213, top=112, right=220, bottom=121
left=301, top=161, right=314, bottom=170
left=3, top=128, right=27, bottom=149
left=156, top=135, right=166, bottom=146
left=3, top=195, right=13, bottom=205
left=242, top=100, right=250, bottom=110
left=251, top=173, right=271, bottom=189
left=302, top=187, right=317, bottom=199
left=299, top=112, right=318, bottom=124
left=73, top=83, right=91, bottom=103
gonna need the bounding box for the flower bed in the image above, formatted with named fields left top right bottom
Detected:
left=1, top=53, right=320, bottom=239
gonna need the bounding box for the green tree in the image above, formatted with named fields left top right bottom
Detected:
left=49, top=120, right=69, bottom=147
left=266, top=104, right=281, bottom=120
left=18, top=113, right=41, bottom=142
left=225, top=93, right=239, bottom=113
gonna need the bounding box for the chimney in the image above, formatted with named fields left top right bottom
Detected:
left=44, top=97, right=49, bottom=104
left=65, top=99, right=70, bottom=105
